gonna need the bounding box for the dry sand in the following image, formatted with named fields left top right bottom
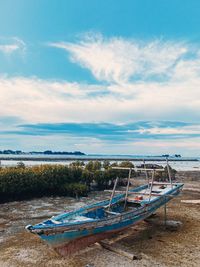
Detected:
left=0, top=171, right=199, bottom=267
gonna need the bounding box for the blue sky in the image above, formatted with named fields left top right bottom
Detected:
left=0, top=0, right=200, bottom=155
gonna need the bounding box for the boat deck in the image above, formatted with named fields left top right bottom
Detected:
left=127, top=184, right=177, bottom=203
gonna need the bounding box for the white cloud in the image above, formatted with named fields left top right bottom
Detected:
left=133, top=125, right=200, bottom=135
left=0, top=73, right=200, bottom=124
left=49, top=34, right=188, bottom=84
left=0, top=37, right=26, bottom=55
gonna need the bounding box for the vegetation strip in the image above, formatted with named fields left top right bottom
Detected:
left=0, top=161, right=175, bottom=203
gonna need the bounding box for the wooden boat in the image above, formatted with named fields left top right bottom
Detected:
left=26, top=164, right=184, bottom=256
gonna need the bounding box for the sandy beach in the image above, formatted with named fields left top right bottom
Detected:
left=0, top=171, right=199, bottom=267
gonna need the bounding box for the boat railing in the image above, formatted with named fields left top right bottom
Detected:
left=104, top=190, right=177, bottom=198
left=111, top=167, right=165, bottom=171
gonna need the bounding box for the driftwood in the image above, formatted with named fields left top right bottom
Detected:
left=181, top=200, right=200, bottom=204
left=98, top=240, right=141, bottom=260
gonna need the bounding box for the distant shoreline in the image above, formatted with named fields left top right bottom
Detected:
left=0, top=156, right=198, bottom=162
left=0, top=150, right=85, bottom=156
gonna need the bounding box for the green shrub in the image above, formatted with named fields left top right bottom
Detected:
left=0, top=160, right=136, bottom=202
left=63, top=183, right=88, bottom=198
left=154, top=165, right=177, bottom=181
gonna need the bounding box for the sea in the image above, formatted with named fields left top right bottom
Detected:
left=0, top=154, right=199, bottom=171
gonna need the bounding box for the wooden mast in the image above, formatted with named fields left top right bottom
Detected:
left=166, top=158, right=173, bottom=188
left=143, top=159, right=150, bottom=188
left=108, top=176, right=119, bottom=210
left=124, top=168, right=132, bottom=209
left=148, top=169, right=155, bottom=201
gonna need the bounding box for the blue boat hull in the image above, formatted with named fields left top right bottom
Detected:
left=27, top=183, right=183, bottom=256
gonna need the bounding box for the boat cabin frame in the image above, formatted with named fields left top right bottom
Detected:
left=108, top=159, right=173, bottom=209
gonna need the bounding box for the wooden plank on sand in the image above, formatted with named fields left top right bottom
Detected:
left=183, top=188, right=200, bottom=193
left=98, top=241, right=141, bottom=260
left=181, top=200, right=200, bottom=204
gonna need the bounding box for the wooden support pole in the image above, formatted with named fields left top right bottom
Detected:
left=164, top=201, right=167, bottom=229
left=98, top=241, right=141, bottom=260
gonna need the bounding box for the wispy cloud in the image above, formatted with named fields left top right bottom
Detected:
left=49, top=34, right=189, bottom=84
left=0, top=37, right=26, bottom=55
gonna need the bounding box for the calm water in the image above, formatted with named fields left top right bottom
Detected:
left=0, top=154, right=199, bottom=171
